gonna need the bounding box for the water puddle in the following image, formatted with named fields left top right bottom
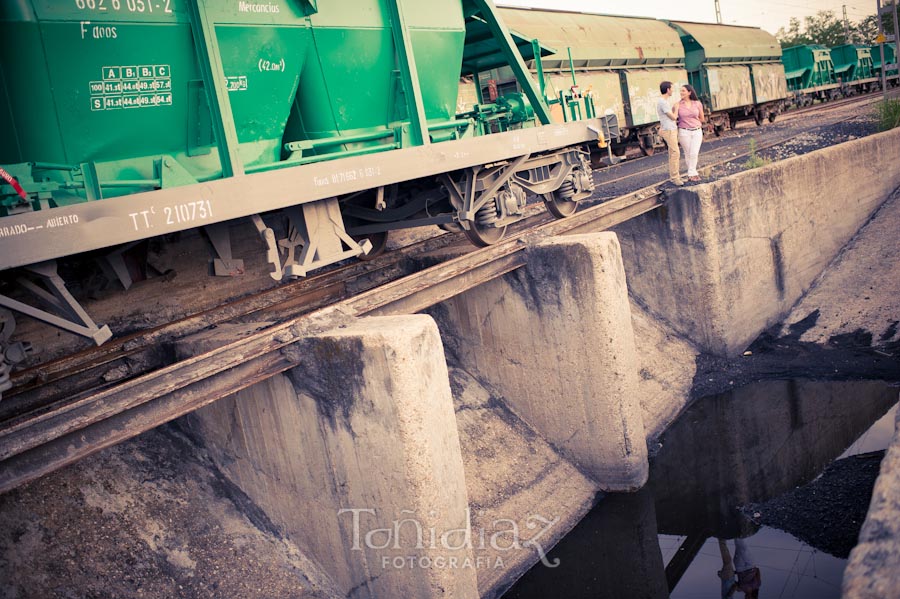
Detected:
left=504, top=379, right=898, bottom=599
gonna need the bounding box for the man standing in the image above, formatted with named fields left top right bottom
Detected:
left=657, top=81, right=683, bottom=186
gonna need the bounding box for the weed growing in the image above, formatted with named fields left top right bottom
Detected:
left=875, top=98, right=900, bottom=131
left=743, top=138, right=771, bottom=170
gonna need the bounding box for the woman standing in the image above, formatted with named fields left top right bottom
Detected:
left=676, top=84, right=705, bottom=182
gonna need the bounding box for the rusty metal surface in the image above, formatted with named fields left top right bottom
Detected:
left=498, top=7, right=684, bottom=69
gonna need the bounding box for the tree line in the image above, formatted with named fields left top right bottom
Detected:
left=776, top=5, right=899, bottom=48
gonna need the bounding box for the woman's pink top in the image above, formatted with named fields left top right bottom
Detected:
left=677, top=101, right=703, bottom=129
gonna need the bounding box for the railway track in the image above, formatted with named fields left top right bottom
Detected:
left=591, top=90, right=893, bottom=192
left=784, top=84, right=900, bottom=118
left=0, top=181, right=664, bottom=493
left=3, top=85, right=896, bottom=493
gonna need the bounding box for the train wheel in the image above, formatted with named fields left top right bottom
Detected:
left=714, top=123, right=725, bottom=137
left=544, top=181, right=579, bottom=219
left=638, top=136, right=655, bottom=156
left=353, top=231, right=389, bottom=261
left=463, top=198, right=507, bottom=247
left=768, top=112, right=777, bottom=123
left=463, top=221, right=506, bottom=247
left=729, top=117, right=737, bottom=130
left=754, top=111, right=763, bottom=126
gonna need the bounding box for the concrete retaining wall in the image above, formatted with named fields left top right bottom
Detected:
left=615, top=126, right=900, bottom=357
left=429, top=233, right=648, bottom=491
left=182, top=316, right=479, bottom=599
left=178, top=232, right=650, bottom=598
left=447, top=367, right=599, bottom=598
left=843, top=393, right=900, bottom=599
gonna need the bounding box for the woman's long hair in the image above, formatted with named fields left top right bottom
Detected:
left=682, top=84, right=699, bottom=102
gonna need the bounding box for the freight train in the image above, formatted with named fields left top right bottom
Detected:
left=0, top=0, right=616, bottom=365
left=471, top=9, right=793, bottom=154
left=478, top=7, right=899, bottom=154
left=784, top=42, right=897, bottom=105
left=0, top=1, right=896, bottom=370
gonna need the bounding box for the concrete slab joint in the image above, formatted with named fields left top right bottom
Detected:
left=431, top=231, right=649, bottom=491
left=181, top=315, right=478, bottom=599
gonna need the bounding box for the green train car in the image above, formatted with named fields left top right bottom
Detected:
left=872, top=42, right=898, bottom=75
left=784, top=43, right=893, bottom=105
left=871, top=42, right=899, bottom=80
left=666, top=21, right=788, bottom=132
left=483, top=10, right=790, bottom=150
left=0, top=0, right=612, bottom=349
left=830, top=44, right=877, bottom=89
left=495, top=8, right=688, bottom=156
left=783, top=45, right=837, bottom=93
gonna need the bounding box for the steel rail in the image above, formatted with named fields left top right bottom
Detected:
left=1, top=232, right=457, bottom=417
left=0, top=185, right=664, bottom=493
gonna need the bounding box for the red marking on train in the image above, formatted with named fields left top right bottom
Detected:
left=0, top=168, right=28, bottom=201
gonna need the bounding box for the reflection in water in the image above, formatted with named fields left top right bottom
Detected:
left=503, top=380, right=898, bottom=599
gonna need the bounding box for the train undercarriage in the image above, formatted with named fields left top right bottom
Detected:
left=0, top=115, right=613, bottom=385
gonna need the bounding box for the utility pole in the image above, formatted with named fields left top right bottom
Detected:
left=877, top=0, right=888, bottom=101
left=894, top=0, right=900, bottom=55
left=878, top=0, right=900, bottom=98
left=714, top=0, right=722, bottom=24
left=843, top=5, right=852, bottom=42
left=894, top=0, right=900, bottom=102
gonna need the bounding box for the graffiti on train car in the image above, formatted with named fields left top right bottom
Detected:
left=457, top=76, right=479, bottom=114
left=707, top=66, right=754, bottom=111
left=624, top=69, right=690, bottom=127
left=545, top=72, right=625, bottom=126
left=752, top=63, right=790, bottom=104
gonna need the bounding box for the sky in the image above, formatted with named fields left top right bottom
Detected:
left=493, top=0, right=878, bottom=36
